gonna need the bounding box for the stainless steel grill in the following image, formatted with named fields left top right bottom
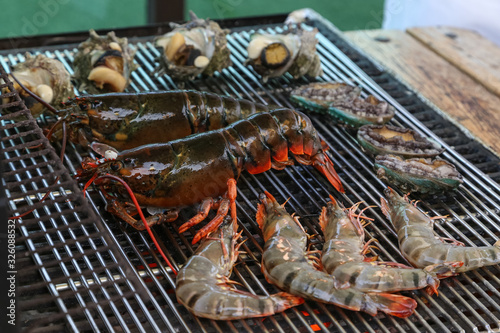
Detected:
left=2, top=15, right=500, bottom=333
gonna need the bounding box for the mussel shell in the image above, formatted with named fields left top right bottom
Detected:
left=374, top=154, right=463, bottom=194
left=357, top=124, right=443, bottom=158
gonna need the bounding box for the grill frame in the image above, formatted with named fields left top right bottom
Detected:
left=1, top=13, right=500, bottom=333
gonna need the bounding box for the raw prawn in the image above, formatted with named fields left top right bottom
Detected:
left=176, top=216, right=303, bottom=320
left=256, top=191, right=417, bottom=318
left=381, top=187, right=500, bottom=273
left=320, top=196, right=461, bottom=294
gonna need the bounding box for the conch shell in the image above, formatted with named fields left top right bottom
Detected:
left=1, top=53, right=74, bottom=117
left=246, top=27, right=323, bottom=82
left=154, top=11, right=231, bottom=81
left=73, top=30, right=137, bottom=93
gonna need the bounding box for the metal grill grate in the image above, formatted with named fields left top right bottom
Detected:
left=1, top=17, right=500, bottom=333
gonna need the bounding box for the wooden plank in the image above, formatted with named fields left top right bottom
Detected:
left=343, top=29, right=500, bottom=156
left=408, top=26, right=500, bottom=97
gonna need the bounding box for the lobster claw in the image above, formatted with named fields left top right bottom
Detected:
left=90, top=141, right=119, bottom=160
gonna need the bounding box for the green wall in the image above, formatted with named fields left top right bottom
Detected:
left=0, top=0, right=147, bottom=40
left=0, top=0, right=384, bottom=41
left=185, top=0, right=385, bottom=31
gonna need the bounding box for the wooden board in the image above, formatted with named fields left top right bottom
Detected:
left=343, top=29, right=500, bottom=156
left=408, top=26, right=500, bottom=97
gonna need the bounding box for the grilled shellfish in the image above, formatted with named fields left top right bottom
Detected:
left=2, top=53, right=74, bottom=117
left=290, top=82, right=395, bottom=127
left=246, top=28, right=323, bottom=82
left=374, top=155, right=463, bottom=194
left=154, top=12, right=231, bottom=81
left=73, top=30, right=137, bottom=93
left=357, top=124, right=443, bottom=158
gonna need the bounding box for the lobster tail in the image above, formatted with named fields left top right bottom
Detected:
left=312, top=152, right=345, bottom=193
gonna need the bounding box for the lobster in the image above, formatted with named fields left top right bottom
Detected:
left=76, top=108, right=345, bottom=244
left=43, top=90, right=272, bottom=150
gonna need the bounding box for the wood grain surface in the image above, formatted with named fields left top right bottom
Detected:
left=408, top=26, right=500, bottom=97
left=344, top=29, right=500, bottom=156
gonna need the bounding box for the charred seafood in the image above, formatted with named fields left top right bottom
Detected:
left=290, top=82, right=395, bottom=127
left=2, top=53, right=74, bottom=117
left=357, top=124, right=443, bottom=158
left=374, top=155, right=463, bottom=194
left=154, top=12, right=231, bottom=81
left=73, top=30, right=137, bottom=93
left=246, top=28, right=323, bottom=82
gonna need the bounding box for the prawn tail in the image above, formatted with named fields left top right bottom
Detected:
left=380, top=197, right=390, bottom=219
left=424, top=261, right=464, bottom=279
left=272, top=292, right=305, bottom=312
left=366, top=293, right=417, bottom=318
left=256, top=191, right=277, bottom=228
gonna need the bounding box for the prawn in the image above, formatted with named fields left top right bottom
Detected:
left=256, top=191, right=417, bottom=318
left=175, top=216, right=303, bottom=320
left=381, top=187, right=500, bottom=273
left=320, top=196, right=461, bottom=295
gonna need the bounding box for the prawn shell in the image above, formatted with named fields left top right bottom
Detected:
left=357, top=124, right=444, bottom=158
left=374, top=155, right=463, bottom=194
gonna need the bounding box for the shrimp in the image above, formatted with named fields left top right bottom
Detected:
left=381, top=187, right=500, bottom=273
left=256, top=191, right=417, bottom=318
left=175, top=216, right=303, bottom=320
left=320, top=196, right=460, bottom=295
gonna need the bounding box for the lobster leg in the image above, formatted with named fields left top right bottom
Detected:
left=178, top=198, right=214, bottom=234
left=188, top=179, right=238, bottom=245
left=106, top=199, right=179, bottom=230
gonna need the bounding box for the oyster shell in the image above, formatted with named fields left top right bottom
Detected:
left=374, top=154, right=463, bottom=194
left=154, top=12, right=231, bottom=81
left=290, top=82, right=394, bottom=127
left=357, top=124, right=443, bottom=158
left=73, top=30, right=137, bottom=93
left=246, top=28, right=323, bottom=82
left=1, top=53, right=74, bottom=117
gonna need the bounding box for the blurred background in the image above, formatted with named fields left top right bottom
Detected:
left=0, top=0, right=384, bottom=40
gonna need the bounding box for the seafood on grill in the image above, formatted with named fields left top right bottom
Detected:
left=2, top=53, right=74, bottom=117
left=75, top=108, right=344, bottom=244
left=154, top=11, right=231, bottom=81
left=290, top=82, right=395, bottom=127
left=374, top=155, right=463, bottom=194
left=381, top=187, right=500, bottom=273
left=320, top=196, right=461, bottom=294
left=176, top=216, right=304, bottom=320
left=357, top=124, right=443, bottom=158
left=73, top=30, right=137, bottom=93
left=256, top=191, right=417, bottom=318
left=58, top=90, right=272, bottom=150
left=246, top=28, right=323, bottom=82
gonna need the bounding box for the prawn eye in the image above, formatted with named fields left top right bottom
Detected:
left=110, top=161, right=122, bottom=171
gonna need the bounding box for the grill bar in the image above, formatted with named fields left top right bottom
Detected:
left=1, top=17, right=500, bottom=332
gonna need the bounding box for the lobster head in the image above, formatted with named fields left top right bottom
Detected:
left=74, top=142, right=123, bottom=181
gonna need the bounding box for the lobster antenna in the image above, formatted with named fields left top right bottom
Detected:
left=9, top=72, right=60, bottom=115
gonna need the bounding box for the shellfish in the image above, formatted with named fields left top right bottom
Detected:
left=246, top=28, right=323, bottom=82
left=290, top=82, right=395, bottom=127
left=154, top=12, right=231, bottom=81
left=73, top=29, right=137, bottom=93
left=374, top=154, right=463, bottom=194
left=357, top=124, right=443, bottom=158
left=2, top=53, right=74, bottom=117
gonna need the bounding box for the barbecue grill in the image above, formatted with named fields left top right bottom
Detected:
left=2, top=11, right=500, bottom=333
